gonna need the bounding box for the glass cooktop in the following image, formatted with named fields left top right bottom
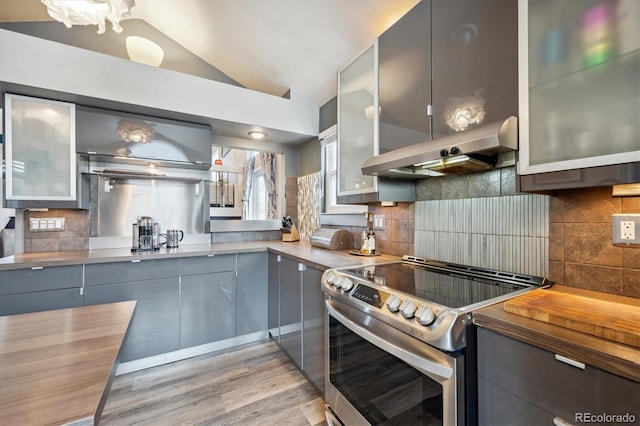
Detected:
left=341, top=262, right=529, bottom=309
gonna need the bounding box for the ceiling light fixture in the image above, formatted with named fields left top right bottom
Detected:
left=248, top=131, right=266, bottom=140
left=41, top=0, right=136, bottom=34
left=126, top=36, right=164, bottom=67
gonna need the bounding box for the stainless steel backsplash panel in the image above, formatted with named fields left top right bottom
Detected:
left=90, top=174, right=207, bottom=237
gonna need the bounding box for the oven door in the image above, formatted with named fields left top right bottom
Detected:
left=325, top=298, right=464, bottom=426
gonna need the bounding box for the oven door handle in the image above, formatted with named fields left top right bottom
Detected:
left=326, top=301, right=453, bottom=380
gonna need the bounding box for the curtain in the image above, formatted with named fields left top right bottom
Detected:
left=241, top=153, right=256, bottom=219
left=297, top=172, right=322, bottom=242
left=260, top=152, right=278, bottom=220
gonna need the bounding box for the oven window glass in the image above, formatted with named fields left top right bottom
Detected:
left=329, top=316, right=443, bottom=425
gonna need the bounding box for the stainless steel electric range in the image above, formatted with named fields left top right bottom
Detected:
left=322, top=255, right=552, bottom=426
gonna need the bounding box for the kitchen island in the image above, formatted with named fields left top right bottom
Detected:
left=0, top=301, right=136, bottom=425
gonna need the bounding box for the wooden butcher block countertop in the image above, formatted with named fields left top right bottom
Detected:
left=0, top=301, right=136, bottom=425
left=474, top=285, right=640, bottom=382
left=504, top=285, right=640, bottom=347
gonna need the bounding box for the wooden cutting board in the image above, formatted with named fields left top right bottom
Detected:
left=504, top=286, right=640, bottom=347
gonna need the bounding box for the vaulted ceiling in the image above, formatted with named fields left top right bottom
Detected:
left=0, top=0, right=420, bottom=107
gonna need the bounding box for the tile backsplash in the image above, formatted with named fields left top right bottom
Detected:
left=549, top=186, right=639, bottom=297
left=415, top=195, right=549, bottom=277
left=24, top=209, right=89, bottom=252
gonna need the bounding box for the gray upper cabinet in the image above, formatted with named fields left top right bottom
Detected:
left=378, top=0, right=431, bottom=153
left=431, top=0, right=517, bottom=138
left=3, top=94, right=80, bottom=208
left=518, top=0, right=639, bottom=189
left=237, top=252, right=268, bottom=336
left=0, top=265, right=83, bottom=316
left=337, top=43, right=378, bottom=199
left=378, top=0, right=518, bottom=147
left=477, top=327, right=640, bottom=425
left=76, top=106, right=212, bottom=169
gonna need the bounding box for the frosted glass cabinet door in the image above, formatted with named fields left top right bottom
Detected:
left=338, top=43, right=377, bottom=196
left=518, top=0, right=640, bottom=175
left=5, top=94, right=76, bottom=200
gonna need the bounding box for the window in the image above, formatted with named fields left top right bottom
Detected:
left=249, top=168, right=266, bottom=220
left=321, top=126, right=368, bottom=215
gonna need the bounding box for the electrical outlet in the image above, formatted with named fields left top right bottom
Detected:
left=621, top=221, right=635, bottom=240
left=612, top=214, right=640, bottom=246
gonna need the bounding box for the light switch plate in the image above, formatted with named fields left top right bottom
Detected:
left=29, top=217, right=65, bottom=232
left=373, top=214, right=385, bottom=230
left=612, top=214, right=640, bottom=246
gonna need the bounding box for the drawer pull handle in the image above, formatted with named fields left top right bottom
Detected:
left=555, top=354, right=585, bottom=370
left=553, top=417, right=574, bottom=426
left=207, top=254, right=215, bottom=257
left=31, top=266, right=44, bottom=270
left=131, top=259, right=142, bottom=263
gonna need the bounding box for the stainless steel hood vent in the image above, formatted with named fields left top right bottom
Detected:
left=362, top=116, right=518, bottom=178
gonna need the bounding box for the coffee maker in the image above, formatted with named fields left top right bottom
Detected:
left=132, top=216, right=160, bottom=252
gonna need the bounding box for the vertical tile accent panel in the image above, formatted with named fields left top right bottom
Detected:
left=297, top=172, right=321, bottom=242
left=415, top=194, right=550, bottom=277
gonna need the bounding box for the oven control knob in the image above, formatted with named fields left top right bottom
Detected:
left=325, top=270, right=337, bottom=285
left=386, top=295, right=402, bottom=312
left=333, top=276, right=344, bottom=289
left=415, top=306, right=436, bottom=326
left=340, top=278, right=354, bottom=292
left=399, top=300, right=417, bottom=319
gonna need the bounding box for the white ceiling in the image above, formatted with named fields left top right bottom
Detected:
left=0, top=0, right=420, bottom=107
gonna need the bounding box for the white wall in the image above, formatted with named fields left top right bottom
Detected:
left=0, top=29, right=318, bottom=137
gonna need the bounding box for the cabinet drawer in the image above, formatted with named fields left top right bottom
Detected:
left=0, top=288, right=83, bottom=316
left=478, top=377, right=552, bottom=426
left=477, top=327, right=640, bottom=419
left=85, top=258, right=180, bottom=285
left=0, top=265, right=82, bottom=295
left=180, top=254, right=235, bottom=276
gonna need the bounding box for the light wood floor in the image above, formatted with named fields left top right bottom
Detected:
left=101, top=340, right=326, bottom=426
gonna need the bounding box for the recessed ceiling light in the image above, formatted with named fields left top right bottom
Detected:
left=248, top=131, right=266, bottom=140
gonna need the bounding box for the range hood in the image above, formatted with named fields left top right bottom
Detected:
left=362, top=116, right=518, bottom=178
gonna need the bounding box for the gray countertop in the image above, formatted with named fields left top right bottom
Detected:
left=0, top=241, right=401, bottom=271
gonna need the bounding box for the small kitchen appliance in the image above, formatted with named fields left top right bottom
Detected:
left=322, top=255, right=552, bottom=425
left=131, top=216, right=160, bottom=252
left=310, top=228, right=353, bottom=250
left=164, top=229, right=184, bottom=248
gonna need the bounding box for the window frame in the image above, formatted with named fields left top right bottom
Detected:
left=321, top=125, right=368, bottom=215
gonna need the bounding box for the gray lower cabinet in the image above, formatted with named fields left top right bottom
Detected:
left=268, top=253, right=280, bottom=339
left=180, top=254, right=237, bottom=348
left=0, top=265, right=83, bottom=316
left=180, top=271, right=236, bottom=348
left=477, top=327, right=640, bottom=425
left=270, top=254, right=325, bottom=396
left=84, top=259, right=181, bottom=362
left=279, top=256, right=302, bottom=369
left=237, top=252, right=268, bottom=336
left=302, top=265, right=325, bottom=396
